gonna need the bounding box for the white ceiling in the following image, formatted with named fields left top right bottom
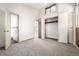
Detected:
left=23, top=3, right=49, bottom=9
left=0, top=3, right=50, bottom=10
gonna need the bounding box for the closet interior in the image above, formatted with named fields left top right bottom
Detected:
left=45, top=16, right=58, bottom=41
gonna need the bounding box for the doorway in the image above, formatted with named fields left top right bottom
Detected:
left=38, top=18, right=41, bottom=38
left=0, top=10, right=19, bottom=49
left=45, top=16, right=58, bottom=41
left=75, top=4, right=79, bottom=47
left=11, top=13, right=19, bottom=44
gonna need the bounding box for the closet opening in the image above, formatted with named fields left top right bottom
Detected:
left=45, top=16, right=58, bottom=41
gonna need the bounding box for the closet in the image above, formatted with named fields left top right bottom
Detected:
left=44, top=4, right=58, bottom=41
left=41, top=3, right=75, bottom=44
left=45, top=16, right=58, bottom=41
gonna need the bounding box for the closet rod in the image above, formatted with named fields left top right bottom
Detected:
left=45, top=20, right=58, bottom=24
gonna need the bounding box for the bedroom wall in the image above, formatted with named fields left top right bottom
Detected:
left=0, top=3, right=39, bottom=42
left=0, top=9, right=5, bottom=47
left=58, top=3, right=74, bottom=43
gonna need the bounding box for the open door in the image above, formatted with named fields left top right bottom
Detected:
left=5, top=11, right=11, bottom=49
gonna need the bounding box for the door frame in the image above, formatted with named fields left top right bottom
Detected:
left=0, top=9, right=19, bottom=49
left=75, top=4, right=79, bottom=48
left=44, top=17, right=58, bottom=40
left=10, top=12, right=19, bottom=43
left=38, top=18, right=41, bottom=38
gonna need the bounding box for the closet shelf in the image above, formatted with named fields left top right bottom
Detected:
left=45, top=20, right=58, bottom=24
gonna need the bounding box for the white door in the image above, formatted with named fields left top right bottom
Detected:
left=5, top=11, right=11, bottom=49
left=0, top=9, right=5, bottom=48
left=68, top=12, right=73, bottom=44
left=58, top=12, right=68, bottom=43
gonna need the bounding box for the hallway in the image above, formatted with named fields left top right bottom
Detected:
left=0, top=39, right=79, bottom=56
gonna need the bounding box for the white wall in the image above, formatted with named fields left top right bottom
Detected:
left=58, top=3, right=74, bottom=43
left=57, top=3, right=74, bottom=13
left=34, top=20, right=39, bottom=39
left=41, top=18, right=45, bottom=39
left=0, top=4, right=39, bottom=42
left=0, top=9, right=5, bottom=47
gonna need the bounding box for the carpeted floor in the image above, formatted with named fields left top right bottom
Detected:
left=0, top=38, right=79, bottom=56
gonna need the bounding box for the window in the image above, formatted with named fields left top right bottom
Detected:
left=45, top=4, right=56, bottom=14
left=51, top=5, right=56, bottom=12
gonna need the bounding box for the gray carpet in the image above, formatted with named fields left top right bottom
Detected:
left=0, top=38, right=79, bottom=56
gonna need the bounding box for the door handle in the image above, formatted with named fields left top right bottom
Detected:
left=4, top=30, right=9, bottom=32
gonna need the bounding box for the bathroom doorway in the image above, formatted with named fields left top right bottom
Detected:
left=11, top=13, right=19, bottom=44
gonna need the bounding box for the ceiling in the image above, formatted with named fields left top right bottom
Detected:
left=0, top=3, right=50, bottom=10
left=23, top=3, right=49, bottom=9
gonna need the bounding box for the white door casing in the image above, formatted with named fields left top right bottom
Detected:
left=5, top=10, right=11, bottom=49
